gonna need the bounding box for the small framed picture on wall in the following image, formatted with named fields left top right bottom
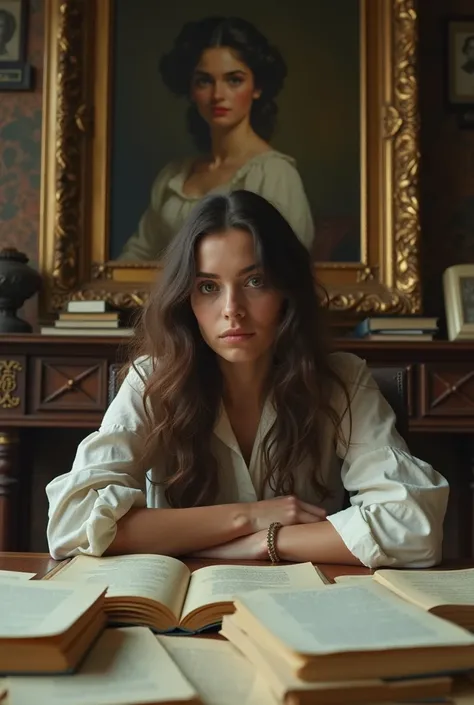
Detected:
left=0, top=0, right=32, bottom=90
left=443, top=264, right=474, bottom=340
left=447, top=18, right=474, bottom=107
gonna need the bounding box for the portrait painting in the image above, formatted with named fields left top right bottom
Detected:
left=41, top=0, right=421, bottom=316
left=0, top=0, right=23, bottom=63
left=447, top=18, right=474, bottom=105
left=108, top=0, right=360, bottom=264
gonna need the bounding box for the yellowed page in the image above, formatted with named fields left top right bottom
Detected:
left=375, top=568, right=474, bottom=610
left=50, top=554, right=190, bottom=621
left=5, top=627, right=198, bottom=705
left=234, top=581, right=474, bottom=656
left=0, top=570, right=35, bottom=581
left=334, top=575, right=374, bottom=584
left=181, top=562, right=325, bottom=621
left=159, top=635, right=277, bottom=705
left=222, top=614, right=395, bottom=698
left=0, top=579, right=105, bottom=638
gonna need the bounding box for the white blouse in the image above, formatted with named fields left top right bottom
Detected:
left=45, top=352, right=449, bottom=568
left=117, top=150, right=314, bottom=260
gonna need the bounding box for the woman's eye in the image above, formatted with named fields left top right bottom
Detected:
left=194, top=76, right=211, bottom=88
left=228, top=76, right=243, bottom=86
left=198, top=281, right=218, bottom=294
left=247, top=275, right=264, bottom=288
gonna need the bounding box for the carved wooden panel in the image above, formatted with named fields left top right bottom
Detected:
left=0, top=357, right=26, bottom=416
left=420, top=364, right=474, bottom=417
left=32, top=358, right=107, bottom=412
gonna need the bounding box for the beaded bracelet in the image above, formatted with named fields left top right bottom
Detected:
left=267, top=521, right=283, bottom=563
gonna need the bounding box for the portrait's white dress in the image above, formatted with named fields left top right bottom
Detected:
left=117, top=150, right=314, bottom=260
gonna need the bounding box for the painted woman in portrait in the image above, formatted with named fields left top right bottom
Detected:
left=118, top=16, right=314, bottom=260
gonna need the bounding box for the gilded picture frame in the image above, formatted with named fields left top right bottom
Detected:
left=39, top=0, right=422, bottom=317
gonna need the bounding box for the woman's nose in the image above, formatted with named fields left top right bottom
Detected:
left=212, top=81, right=225, bottom=101
left=223, top=289, right=245, bottom=319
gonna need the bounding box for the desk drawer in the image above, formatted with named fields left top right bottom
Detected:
left=31, top=357, right=107, bottom=413
left=420, top=363, right=474, bottom=417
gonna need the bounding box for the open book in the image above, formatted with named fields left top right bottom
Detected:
left=221, top=613, right=453, bottom=705
left=47, top=555, right=324, bottom=633
left=232, top=581, right=474, bottom=682
left=0, top=578, right=106, bottom=675
left=159, top=635, right=278, bottom=705
left=358, top=568, right=474, bottom=630
left=4, top=627, right=200, bottom=705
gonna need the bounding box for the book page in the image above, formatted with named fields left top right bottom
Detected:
left=0, top=579, right=106, bottom=638
left=375, top=569, right=474, bottom=609
left=0, top=570, right=35, bottom=581
left=334, top=575, right=374, bottom=584
left=235, top=582, right=474, bottom=655
left=159, top=635, right=277, bottom=705
left=181, top=562, right=325, bottom=621
left=50, top=554, right=190, bottom=621
left=5, top=628, right=198, bottom=705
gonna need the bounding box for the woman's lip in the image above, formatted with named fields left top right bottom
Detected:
left=212, top=107, right=230, bottom=114
left=220, top=333, right=255, bottom=342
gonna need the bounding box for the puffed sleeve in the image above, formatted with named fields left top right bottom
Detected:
left=117, top=161, right=181, bottom=261
left=326, top=353, right=449, bottom=569
left=45, top=359, right=153, bottom=559
left=243, top=154, right=315, bottom=251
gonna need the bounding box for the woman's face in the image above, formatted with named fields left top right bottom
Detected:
left=190, top=47, right=261, bottom=130
left=190, top=228, right=283, bottom=367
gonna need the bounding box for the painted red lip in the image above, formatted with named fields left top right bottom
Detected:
left=212, top=107, right=230, bottom=116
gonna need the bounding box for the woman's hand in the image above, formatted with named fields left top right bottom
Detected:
left=247, top=495, right=327, bottom=532
left=189, top=530, right=269, bottom=560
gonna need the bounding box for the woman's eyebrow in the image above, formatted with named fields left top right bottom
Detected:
left=193, top=69, right=248, bottom=78
left=196, top=264, right=258, bottom=279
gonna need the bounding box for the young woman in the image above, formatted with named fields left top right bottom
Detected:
left=47, top=191, right=448, bottom=567
left=118, top=16, right=314, bottom=260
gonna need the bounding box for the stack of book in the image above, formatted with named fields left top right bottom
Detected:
left=353, top=315, right=439, bottom=341
left=40, top=300, right=134, bottom=337
left=221, top=568, right=474, bottom=704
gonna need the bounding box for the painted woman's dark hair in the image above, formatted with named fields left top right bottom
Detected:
left=0, top=10, right=17, bottom=47
left=159, top=16, right=287, bottom=151
left=131, top=190, right=351, bottom=508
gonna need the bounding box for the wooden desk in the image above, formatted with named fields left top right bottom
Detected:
left=0, top=552, right=371, bottom=582
left=0, top=551, right=62, bottom=579
left=1, top=335, right=473, bottom=553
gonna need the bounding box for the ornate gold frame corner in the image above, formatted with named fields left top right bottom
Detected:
left=40, top=0, right=422, bottom=316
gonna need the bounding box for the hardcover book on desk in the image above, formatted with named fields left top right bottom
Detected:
left=228, top=581, right=474, bottom=682
left=46, top=554, right=325, bottom=633
left=0, top=579, right=106, bottom=675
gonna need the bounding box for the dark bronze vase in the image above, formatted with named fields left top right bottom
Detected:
left=0, top=248, right=42, bottom=333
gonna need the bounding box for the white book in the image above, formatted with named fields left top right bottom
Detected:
left=67, top=301, right=110, bottom=313
left=40, top=326, right=134, bottom=337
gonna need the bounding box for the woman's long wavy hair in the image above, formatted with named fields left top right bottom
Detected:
left=159, top=16, right=287, bottom=152
left=132, top=190, right=351, bottom=508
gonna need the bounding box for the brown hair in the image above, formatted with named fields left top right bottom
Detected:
left=130, top=190, right=351, bottom=507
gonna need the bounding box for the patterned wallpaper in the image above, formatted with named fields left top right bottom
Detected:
left=0, top=1, right=473, bottom=323
left=0, top=0, right=43, bottom=268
